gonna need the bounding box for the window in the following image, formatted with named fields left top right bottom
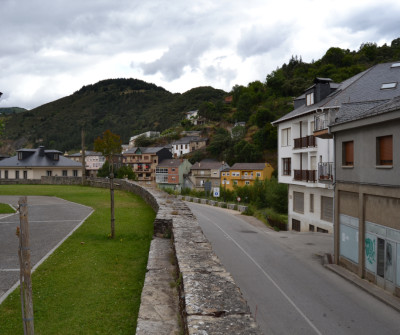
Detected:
left=233, top=180, right=238, bottom=185
left=377, top=135, right=393, bottom=165
left=342, top=141, right=354, bottom=166
left=292, top=219, right=301, bottom=232
left=73, top=170, right=78, bottom=177
left=23, top=171, right=28, bottom=179
left=53, top=153, right=59, bottom=161
left=172, top=168, right=175, bottom=172
left=282, top=158, right=291, bottom=176
left=226, top=172, right=230, bottom=176
left=281, top=128, right=291, bottom=147
left=62, top=170, right=68, bottom=177
left=5, top=170, right=8, bottom=179
left=381, top=82, right=397, bottom=89
left=18, top=152, right=23, bottom=160
left=245, top=181, right=250, bottom=185
left=256, top=172, right=261, bottom=177
left=321, top=196, right=333, bottom=222
left=47, top=171, right=52, bottom=176
left=310, top=194, right=314, bottom=213
left=306, top=92, right=314, bottom=106
left=16, top=171, right=20, bottom=179
left=293, top=191, right=304, bottom=213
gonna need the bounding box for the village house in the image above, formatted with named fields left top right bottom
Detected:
left=155, top=159, right=192, bottom=190
left=0, top=146, right=82, bottom=179
left=171, top=136, right=207, bottom=158
left=67, top=151, right=106, bottom=177
left=189, top=160, right=229, bottom=190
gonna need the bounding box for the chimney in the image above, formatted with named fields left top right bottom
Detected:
left=38, top=146, right=45, bottom=157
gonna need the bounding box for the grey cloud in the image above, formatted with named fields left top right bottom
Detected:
left=237, top=25, right=290, bottom=58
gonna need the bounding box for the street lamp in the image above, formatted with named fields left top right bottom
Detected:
left=224, top=178, right=226, bottom=203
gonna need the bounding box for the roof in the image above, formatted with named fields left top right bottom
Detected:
left=172, top=136, right=207, bottom=145
left=230, top=163, right=268, bottom=170
left=157, top=159, right=185, bottom=168
left=191, top=160, right=227, bottom=170
left=68, top=151, right=103, bottom=157
left=124, top=146, right=167, bottom=154
left=273, top=62, right=400, bottom=125
left=0, top=147, right=81, bottom=168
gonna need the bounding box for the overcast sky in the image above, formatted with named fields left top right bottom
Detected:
left=1, top=0, right=399, bottom=110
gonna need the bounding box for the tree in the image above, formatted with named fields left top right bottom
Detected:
left=94, top=130, right=122, bottom=239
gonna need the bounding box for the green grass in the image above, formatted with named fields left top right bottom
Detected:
left=0, top=203, right=15, bottom=214
left=0, top=185, right=155, bottom=335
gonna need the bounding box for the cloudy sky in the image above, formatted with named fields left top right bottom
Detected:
left=1, top=0, right=399, bottom=110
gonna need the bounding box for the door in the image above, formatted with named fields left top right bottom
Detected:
left=376, top=238, right=396, bottom=292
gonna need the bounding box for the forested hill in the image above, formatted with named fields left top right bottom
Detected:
left=2, top=78, right=226, bottom=152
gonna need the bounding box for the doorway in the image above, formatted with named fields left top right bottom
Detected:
left=376, top=238, right=396, bottom=292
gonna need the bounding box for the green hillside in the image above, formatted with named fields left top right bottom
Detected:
left=2, top=79, right=226, bottom=152
left=0, top=107, right=27, bottom=115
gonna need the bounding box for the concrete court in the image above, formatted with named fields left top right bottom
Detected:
left=0, top=195, right=93, bottom=303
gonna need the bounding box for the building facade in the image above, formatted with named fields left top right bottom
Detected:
left=189, top=160, right=229, bottom=190
left=171, top=137, right=207, bottom=157
left=0, top=146, right=82, bottom=179
left=155, top=159, right=192, bottom=190
left=221, top=163, right=274, bottom=191
left=67, top=151, right=106, bottom=177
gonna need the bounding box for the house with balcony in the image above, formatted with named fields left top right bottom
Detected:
left=67, top=151, right=106, bottom=177
left=171, top=136, right=207, bottom=157
left=221, top=163, right=274, bottom=191
left=189, top=159, right=229, bottom=190
left=328, top=75, right=400, bottom=296
left=122, top=147, right=172, bottom=182
left=0, top=146, right=82, bottom=180
left=155, top=159, right=192, bottom=190
left=273, top=62, right=400, bottom=233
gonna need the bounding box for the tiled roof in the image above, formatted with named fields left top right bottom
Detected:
left=230, top=163, right=267, bottom=170
left=124, top=147, right=167, bottom=154
left=191, top=161, right=226, bottom=170
left=157, top=159, right=184, bottom=167
left=273, top=62, right=400, bottom=125
left=172, top=136, right=206, bottom=145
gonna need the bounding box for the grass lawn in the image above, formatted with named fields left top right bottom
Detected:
left=0, top=184, right=155, bottom=335
left=0, top=203, right=16, bottom=214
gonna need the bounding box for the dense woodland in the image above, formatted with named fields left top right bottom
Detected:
left=1, top=37, right=400, bottom=165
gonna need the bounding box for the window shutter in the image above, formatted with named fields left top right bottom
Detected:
left=344, top=141, right=354, bottom=165
left=379, top=135, right=393, bottom=165
left=293, top=191, right=304, bottom=213
left=321, top=196, right=333, bottom=222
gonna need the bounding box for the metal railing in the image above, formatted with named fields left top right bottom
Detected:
left=318, top=162, right=334, bottom=182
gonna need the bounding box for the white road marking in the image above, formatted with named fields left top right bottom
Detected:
left=195, top=208, right=323, bottom=335
left=0, top=269, right=20, bottom=272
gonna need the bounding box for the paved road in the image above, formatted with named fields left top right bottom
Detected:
left=0, top=196, right=93, bottom=303
left=187, top=202, right=400, bottom=335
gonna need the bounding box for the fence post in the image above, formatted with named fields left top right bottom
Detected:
left=18, top=196, right=35, bottom=335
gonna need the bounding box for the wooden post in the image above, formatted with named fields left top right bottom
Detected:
left=18, top=196, right=34, bottom=335
left=110, top=173, right=115, bottom=239
left=81, top=128, right=86, bottom=185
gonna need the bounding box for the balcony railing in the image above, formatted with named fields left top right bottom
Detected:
left=318, top=162, right=334, bottom=182
left=314, top=114, right=329, bottom=132
left=293, top=135, right=316, bottom=149
left=293, top=169, right=316, bottom=182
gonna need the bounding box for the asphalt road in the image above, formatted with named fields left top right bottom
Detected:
left=187, top=202, right=400, bottom=335
left=0, top=196, right=93, bottom=303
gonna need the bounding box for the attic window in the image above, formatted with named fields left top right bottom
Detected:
left=18, top=152, right=23, bottom=160
left=53, top=153, right=59, bottom=161
left=381, top=82, right=397, bottom=89
left=390, top=63, right=400, bottom=68
left=306, top=92, right=314, bottom=106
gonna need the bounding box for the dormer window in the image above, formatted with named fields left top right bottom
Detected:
left=53, top=153, right=59, bottom=161
left=306, top=92, right=314, bottom=106
left=18, top=152, right=23, bottom=160
left=381, top=82, right=397, bottom=89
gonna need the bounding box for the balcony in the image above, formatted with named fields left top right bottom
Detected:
left=318, top=162, right=334, bottom=183
left=241, top=175, right=254, bottom=180
left=293, top=169, right=316, bottom=182
left=313, top=107, right=339, bottom=139
left=293, top=135, right=316, bottom=149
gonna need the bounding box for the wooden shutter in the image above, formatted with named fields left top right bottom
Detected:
left=379, top=135, right=393, bottom=165
left=321, top=196, right=333, bottom=222
left=344, top=141, right=354, bottom=165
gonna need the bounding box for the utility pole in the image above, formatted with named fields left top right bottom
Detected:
left=81, top=128, right=86, bottom=184
left=18, top=196, right=35, bottom=335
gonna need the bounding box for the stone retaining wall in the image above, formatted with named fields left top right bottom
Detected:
left=1, top=177, right=260, bottom=334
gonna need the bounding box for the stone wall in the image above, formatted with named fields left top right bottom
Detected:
left=1, top=177, right=261, bottom=334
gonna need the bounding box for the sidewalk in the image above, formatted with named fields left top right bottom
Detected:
left=325, top=263, right=400, bottom=313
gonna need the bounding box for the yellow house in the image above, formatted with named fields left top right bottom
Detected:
left=220, top=163, right=274, bottom=191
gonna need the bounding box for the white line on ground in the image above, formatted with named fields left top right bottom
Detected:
left=0, top=269, right=20, bottom=272
left=195, top=209, right=323, bottom=335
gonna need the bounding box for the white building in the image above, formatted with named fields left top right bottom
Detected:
left=67, top=151, right=106, bottom=177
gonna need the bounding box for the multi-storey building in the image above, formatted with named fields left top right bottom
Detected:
left=273, top=62, right=400, bottom=233
left=189, top=160, right=229, bottom=190
left=221, top=163, right=274, bottom=191
left=155, top=159, right=192, bottom=190
left=122, top=147, right=172, bottom=182
left=171, top=136, right=207, bottom=157
left=67, top=151, right=106, bottom=177
left=329, top=87, right=400, bottom=296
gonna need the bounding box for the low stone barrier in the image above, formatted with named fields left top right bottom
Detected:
left=1, top=177, right=260, bottom=334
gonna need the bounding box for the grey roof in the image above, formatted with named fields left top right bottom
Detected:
left=172, top=136, right=207, bottom=145
left=191, top=160, right=227, bottom=170
left=124, top=147, right=167, bottom=154
left=0, top=147, right=82, bottom=168
left=230, top=163, right=268, bottom=170
left=273, top=62, right=400, bottom=125
left=158, top=159, right=185, bottom=168
left=68, top=151, right=103, bottom=157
